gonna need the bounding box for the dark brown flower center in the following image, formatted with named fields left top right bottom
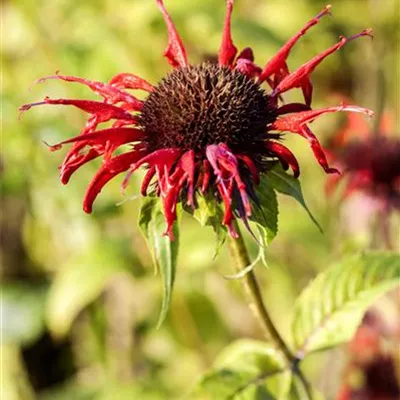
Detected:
left=139, top=62, right=276, bottom=154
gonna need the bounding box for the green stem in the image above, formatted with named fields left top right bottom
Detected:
left=228, top=222, right=313, bottom=400
left=228, top=222, right=294, bottom=364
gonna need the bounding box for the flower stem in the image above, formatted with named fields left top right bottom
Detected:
left=228, top=222, right=314, bottom=399
left=228, top=222, right=294, bottom=364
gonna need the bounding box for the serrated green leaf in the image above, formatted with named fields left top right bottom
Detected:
left=291, top=252, right=400, bottom=356
left=191, top=193, right=227, bottom=258
left=138, top=197, right=179, bottom=328
left=267, top=165, right=321, bottom=232
left=190, top=340, right=291, bottom=400
left=250, top=177, right=279, bottom=265
left=46, top=243, right=129, bottom=339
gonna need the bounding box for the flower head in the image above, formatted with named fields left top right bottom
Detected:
left=327, top=112, right=400, bottom=213
left=20, top=1, right=372, bottom=239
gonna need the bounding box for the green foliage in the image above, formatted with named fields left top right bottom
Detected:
left=139, top=197, right=180, bottom=328
left=291, top=252, right=400, bottom=356
left=191, top=340, right=291, bottom=400
left=250, top=177, right=279, bottom=266
left=288, top=376, right=325, bottom=400
left=267, top=166, right=322, bottom=232
left=46, top=242, right=130, bottom=339
left=1, top=283, right=48, bottom=346
left=192, top=193, right=227, bottom=257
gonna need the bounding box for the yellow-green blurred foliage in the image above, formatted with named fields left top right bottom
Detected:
left=1, top=0, right=399, bottom=399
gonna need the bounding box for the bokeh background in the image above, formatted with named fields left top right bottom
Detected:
left=1, top=0, right=399, bottom=399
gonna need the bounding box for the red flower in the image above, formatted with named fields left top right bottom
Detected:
left=327, top=112, right=400, bottom=213
left=20, top=1, right=372, bottom=239
left=336, top=311, right=400, bottom=400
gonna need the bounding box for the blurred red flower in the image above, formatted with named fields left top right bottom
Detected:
left=336, top=310, right=400, bottom=400
left=327, top=111, right=400, bottom=219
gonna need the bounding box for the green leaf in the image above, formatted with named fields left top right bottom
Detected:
left=1, top=282, right=48, bottom=346
left=191, top=193, right=227, bottom=258
left=291, top=252, right=400, bottom=356
left=191, top=339, right=291, bottom=400
left=250, top=177, right=279, bottom=265
left=267, top=165, right=321, bottom=232
left=138, top=197, right=180, bottom=328
left=46, top=242, right=129, bottom=339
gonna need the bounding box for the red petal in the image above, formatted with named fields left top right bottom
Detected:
left=277, top=103, right=311, bottom=115
left=300, top=125, right=340, bottom=174
left=237, top=154, right=260, bottom=184
left=122, top=148, right=181, bottom=190
left=216, top=181, right=238, bottom=238
left=109, top=73, right=154, bottom=92
left=141, top=167, right=156, bottom=196
left=47, top=127, right=144, bottom=152
left=237, top=47, right=255, bottom=62
left=37, top=75, right=143, bottom=110
left=259, top=5, right=331, bottom=84
left=235, top=59, right=262, bottom=79
left=156, top=0, right=188, bottom=68
left=271, top=104, right=374, bottom=132
left=179, top=150, right=196, bottom=206
left=265, top=141, right=300, bottom=178
left=271, top=29, right=373, bottom=102
left=83, top=150, right=144, bottom=213
left=269, top=104, right=374, bottom=174
left=200, top=160, right=211, bottom=193
left=21, top=97, right=137, bottom=123
left=60, top=148, right=100, bottom=184
left=218, top=0, right=238, bottom=67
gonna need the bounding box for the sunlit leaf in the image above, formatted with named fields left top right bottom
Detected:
left=1, top=282, right=48, bottom=346
left=190, top=339, right=291, bottom=400
left=46, top=242, right=130, bottom=339
left=267, top=165, right=322, bottom=232
left=291, top=252, right=400, bottom=356
left=250, top=177, right=279, bottom=266
left=139, top=197, right=179, bottom=328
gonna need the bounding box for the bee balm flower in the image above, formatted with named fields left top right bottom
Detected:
left=327, top=112, right=400, bottom=214
left=20, top=0, right=372, bottom=239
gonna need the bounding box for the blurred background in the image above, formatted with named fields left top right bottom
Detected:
left=1, top=0, right=399, bottom=399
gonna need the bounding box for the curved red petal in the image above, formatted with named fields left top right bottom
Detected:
left=60, top=148, right=100, bottom=184
left=271, top=30, right=372, bottom=102
left=109, top=73, right=154, bottom=92
left=83, top=150, right=145, bottom=213
left=237, top=154, right=260, bottom=184
left=48, top=127, right=144, bottom=150
left=156, top=0, right=188, bottom=68
left=277, top=103, right=311, bottom=115
left=265, top=141, right=300, bottom=178
left=141, top=167, right=156, bottom=196
left=37, top=74, right=144, bottom=110
left=218, top=0, right=238, bottom=67
left=259, top=5, right=331, bottom=84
